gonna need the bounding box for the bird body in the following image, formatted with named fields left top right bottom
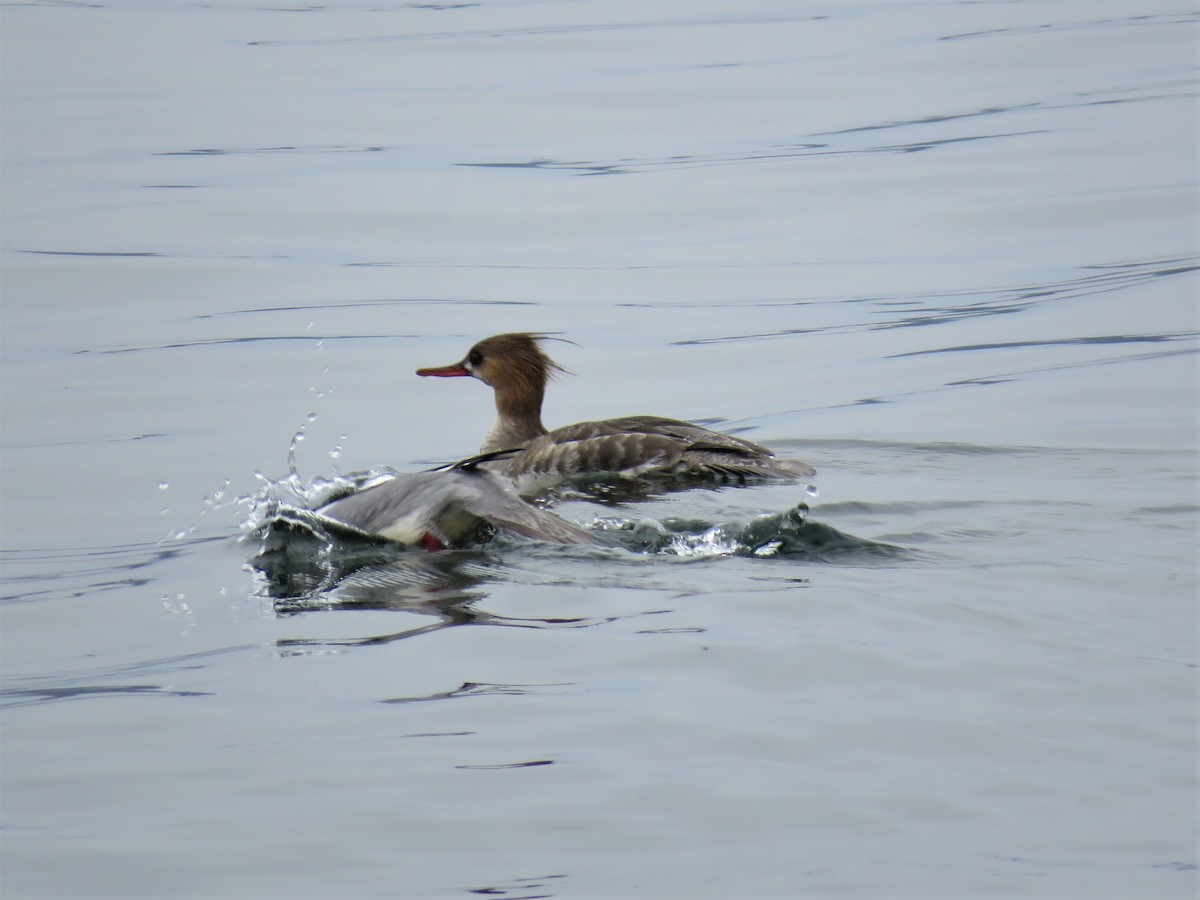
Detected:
left=314, top=455, right=593, bottom=548
left=417, top=333, right=815, bottom=492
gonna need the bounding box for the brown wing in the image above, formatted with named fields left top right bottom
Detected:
left=506, top=416, right=814, bottom=480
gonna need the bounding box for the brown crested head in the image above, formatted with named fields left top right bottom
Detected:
left=418, top=332, right=567, bottom=391
left=467, top=333, right=567, bottom=390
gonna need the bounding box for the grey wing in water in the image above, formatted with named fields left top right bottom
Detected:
left=315, top=473, right=439, bottom=540
left=317, top=469, right=593, bottom=546
left=459, top=475, right=596, bottom=544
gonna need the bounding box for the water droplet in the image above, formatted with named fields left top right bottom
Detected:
left=805, top=484, right=819, bottom=498
left=306, top=412, right=317, bottom=422
left=329, top=446, right=342, bottom=460
left=785, top=504, right=809, bottom=526
left=158, top=481, right=169, bottom=491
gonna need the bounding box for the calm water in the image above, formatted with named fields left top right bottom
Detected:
left=1, top=2, right=1197, bottom=898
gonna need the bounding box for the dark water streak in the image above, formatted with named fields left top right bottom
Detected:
left=456, top=78, right=1193, bottom=176
left=0, top=684, right=213, bottom=710
left=666, top=257, right=1199, bottom=341
left=0, top=536, right=223, bottom=605
left=940, top=10, right=1199, bottom=42
left=245, top=11, right=830, bottom=48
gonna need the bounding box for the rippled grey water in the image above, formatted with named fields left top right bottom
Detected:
left=2, top=2, right=1197, bottom=898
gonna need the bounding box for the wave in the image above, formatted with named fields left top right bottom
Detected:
left=584, top=503, right=903, bottom=562
left=246, top=460, right=904, bottom=613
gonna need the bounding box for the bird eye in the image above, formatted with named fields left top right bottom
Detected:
left=467, top=349, right=483, bottom=366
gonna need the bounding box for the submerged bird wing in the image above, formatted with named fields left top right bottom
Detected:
left=316, top=469, right=593, bottom=546
left=315, top=475, right=431, bottom=539
left=445, top=470, right=595, bottom=544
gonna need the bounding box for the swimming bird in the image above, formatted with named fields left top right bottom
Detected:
left=416, top=333, right=815, bottom=494
left=314, top=452, right=594, bottom=549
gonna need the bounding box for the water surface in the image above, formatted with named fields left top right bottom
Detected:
left=1, top=2, right=1196, bottom=898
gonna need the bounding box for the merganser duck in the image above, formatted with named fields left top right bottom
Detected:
left=416, top=333, right=816, bottom=493
left=314, top=452, right=594, bottom=549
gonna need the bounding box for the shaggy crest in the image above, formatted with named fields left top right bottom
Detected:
left=467, top=333, right=569, bottom=394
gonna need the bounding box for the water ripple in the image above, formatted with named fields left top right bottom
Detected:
left=891, top=332, right=1198, bottom=359
left=246, top=11, right=827, bottom=48
left=467, top=873, right=568, bottom=900
left=941, top=10, right=1199, bottom=42
left=456, top=75, right=1193, bottom=177
left=668, top=257, right=1199, bottom=342
left=0, top=684, right=212, bottom=710
left=74, top=334, right=400, bottom=356
left=457, top=130, right=1045, bottom=176
left=155, top=145, right=383, bottom=156
left=0, top=536, right=222, bottom=605
left=380, top=681, right=575, bottom=705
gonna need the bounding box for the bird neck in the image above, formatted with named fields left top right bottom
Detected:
left=480, top=383, right=548, bottom=453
